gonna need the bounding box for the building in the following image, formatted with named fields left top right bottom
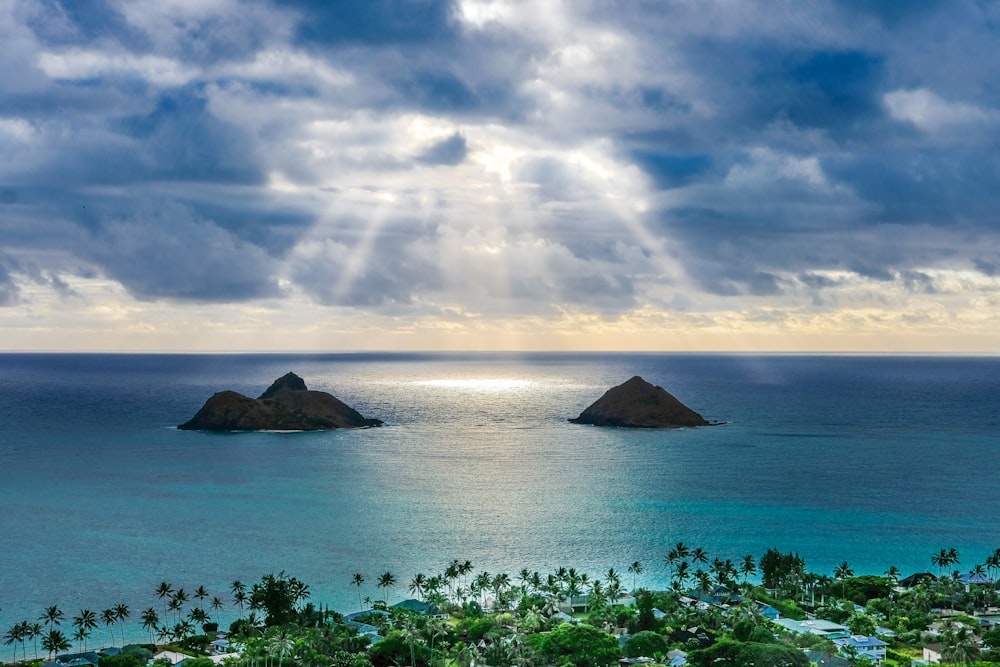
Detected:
left=772, top=618, right=850, bottom=639
left=833, top=635, right=888, bottom=664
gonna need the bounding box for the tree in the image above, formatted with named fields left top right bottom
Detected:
left=627, top=561, right=643, bottom=591
left=210, top=597, right=224, bottom=625
left=39, top=606, right=65, bottom=635
left=140, top=608, right=159, bottom=645
left=231, top=581, right=247, bottom=620
left=155, top=582, right=174, bottom=618
left=377, top=572, right=397, bottom=605
left=27, top=623, right=42, bottom=660
left=249, top=572, right=310, bottom=626
left=527, top=622, right=620, bottom=667
left=73, top=610, right=97, bottom=652
left=351, top=573, right=365, bottom=608
left=739, top=554, right=757, bottom=586
left=101, top=609, right=117, bottom=646
left=834, top=561, right=854, bottom=599
left=4, top=622, right=26, bottom=664
left=408, top=573, right=427, bottom=600
left=846, top=611, right=877, bottom=637
left=623, top=630, right=669, bottom=659
left=114, top=604, right=130, bottom=645
left=41, top=630, right=70, bottom=658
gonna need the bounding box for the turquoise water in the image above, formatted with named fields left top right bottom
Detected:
left=1, top=353, right=998, bottom=642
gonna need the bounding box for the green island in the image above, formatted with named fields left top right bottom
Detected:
left=5, top=545, right=1000, bottom=667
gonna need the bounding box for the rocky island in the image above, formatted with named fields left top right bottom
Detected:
left=178, top=372, right=383, bottom=431
left=569, top=375, right=710, bottom=428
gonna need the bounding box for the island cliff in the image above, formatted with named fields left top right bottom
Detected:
left=569, top=375, right=709, bottom=428
left=178, top=372, right=383, bottom=431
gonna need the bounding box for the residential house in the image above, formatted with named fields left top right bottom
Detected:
left=772, top=617, right=850, bottom=640
left=152, top=650, right=195, bottom=667
left=833, top=635, right=888, bottom=664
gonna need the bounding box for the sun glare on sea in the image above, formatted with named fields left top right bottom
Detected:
left=416, top=378, right=533, bottom=391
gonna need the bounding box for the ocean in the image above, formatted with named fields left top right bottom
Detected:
left=1, top=353, right=998, bottom=643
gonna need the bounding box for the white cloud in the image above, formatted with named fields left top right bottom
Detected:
left=36, top=49, right=199, bottom=86
left=883, top=88, right=997, bottom=132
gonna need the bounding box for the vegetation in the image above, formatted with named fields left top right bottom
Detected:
left=6, top=545, right=1000, bottom=667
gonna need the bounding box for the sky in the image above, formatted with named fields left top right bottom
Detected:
left=2, top=0, right=1000, bottom=352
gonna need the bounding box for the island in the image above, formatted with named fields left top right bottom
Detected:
left=569, top=375, right=710, bottom=428
left=178, top=372, right=383, bottom=431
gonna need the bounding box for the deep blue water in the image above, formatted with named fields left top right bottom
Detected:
left=1, top=353, right=998, bottom=642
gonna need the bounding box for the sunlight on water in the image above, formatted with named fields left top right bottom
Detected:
left=415, top=378, right=534, bottom=391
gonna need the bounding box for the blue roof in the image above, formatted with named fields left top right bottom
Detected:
left=835, top=634, right=888, bottom=649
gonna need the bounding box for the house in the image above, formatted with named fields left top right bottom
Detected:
left=803, top=650, right=850, bottom=667
left=922, top=643, right=944, bottom=663
left=152, top=650, right=195, bottom=667
left=666, top=649, right=688, bottom=666
left=549, top=611, right=573, bottom=624
left=772, top=618, right=850, bottom=639
left=757, top=603, right=780, bottom=620
left=898, top=572, right=937, bottom=589
left=55, top=653, right=100, bottom=667
left=834, top=635, right=888, bottom=664
left=391, top=599, right=447, bottom=619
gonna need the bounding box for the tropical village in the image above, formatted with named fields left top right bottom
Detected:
left=5, top=545, right=1000, bottom=667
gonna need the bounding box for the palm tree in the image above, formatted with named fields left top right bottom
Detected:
left=377, top=571, right=397, bottom=604
left=39, top=607, right=64, bottom=635
left=172, top=588, right=189, bottom=617
left=210, top=597, right=224, bottom=625
left=351, top=573, right=365, bottom=608
left=72, top=627, right=88, bottom=653
left=691, top=547, right=709, bottom=567
left=884, top=565, right=900, bottom=584
left=194, top=586, right=209, bottom=605
left=269, top=632, right=295, bottom=667
left=834, top=561, right=854, bottom=599
left=41, top=630, right=70, bottom=659
left=4, top=622, right=25, bottom=664
left=627, top=561, right=643, bottom=591
left=674, top=561, right=691, bottom=592
left=155, top=582, right=174, bottom=618
left=27, top=623, right=42, bottom=660
left=101, top=609, right=117, bottom=646
left=739, top=554, right=757, bottom=586
left=113, top=604, right=129, bottom=645
left=140, top=608, right=159, bottom=645
left=72, top=610, right=96, bottom=652
left=409, top=573, right=428, bottom=600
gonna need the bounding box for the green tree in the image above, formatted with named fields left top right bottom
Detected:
left=376, top=572, right=397, bottom=605
left=623, top=630, right=669, bottom=659
left=72, top=610, right=97, bottom=651
left=248, top=572, right=310, bottom=627
left=627, top=561, right=643, bottom=591
left=41, top=629, right=70, bottom=658
left=140, top=608, right=159, bottom=645
left=527, top=622, right=620, bottom=667
left=101, top=609, right=118, bottom=646
left=846, top=611, right=877, bottom=637
left=155, top=582, right=174, bottom=618
left=39, top=606, right=65, bottom=634
left=351, top=573, right=365, bottom=609
left=113, top=604, right=129, bottom=645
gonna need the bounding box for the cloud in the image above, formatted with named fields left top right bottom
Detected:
left=417, top=132, right=468, bottom=165
left=4, top=0, right=1000, bottom=349
left=883, top=88, right=998, bottom=133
